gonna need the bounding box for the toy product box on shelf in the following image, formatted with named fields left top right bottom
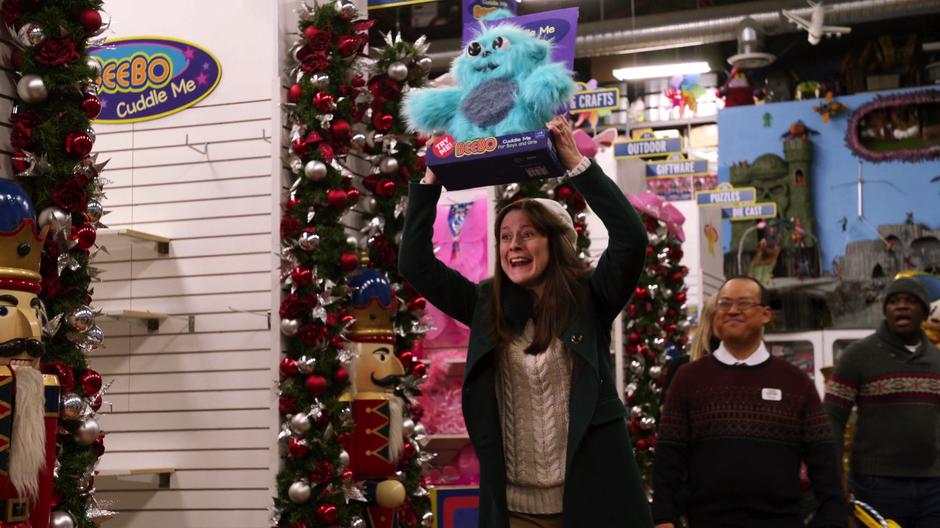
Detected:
left=430, top=485, right=480, bottom=528
left=427, top=130, right=565, bottom=191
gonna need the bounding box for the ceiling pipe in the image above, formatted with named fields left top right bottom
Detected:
left=425, top=0, right=940, bottom=67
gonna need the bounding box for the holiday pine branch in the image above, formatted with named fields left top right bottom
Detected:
left=2, top=1, right=113, bottom=527
left=276, top=2, right=433, bottom=527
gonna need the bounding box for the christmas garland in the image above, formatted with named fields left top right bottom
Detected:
left=1, top=1, right=112, bottom=527
left=623, top=212, right=689, bottom=492
left=275, top=2, right=433, bottom=527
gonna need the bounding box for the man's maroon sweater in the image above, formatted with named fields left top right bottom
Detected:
left=651, top=355, right=847, bottom=528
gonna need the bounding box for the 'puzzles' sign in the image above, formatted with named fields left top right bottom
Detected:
left=89, top=37, right=221, bottom=123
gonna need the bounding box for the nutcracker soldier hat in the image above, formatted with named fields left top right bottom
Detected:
left=347, top=266, right=398, bottom=344
left=0, top=179, right=44, bottom=294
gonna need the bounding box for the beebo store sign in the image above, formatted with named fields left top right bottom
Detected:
left=89, top=37, right=222, bottom=123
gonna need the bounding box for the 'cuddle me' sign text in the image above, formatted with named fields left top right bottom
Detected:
left=89, top=37, right=222, bottom=123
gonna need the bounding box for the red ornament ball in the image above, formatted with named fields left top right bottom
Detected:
left=555, top=185, right=573, bottom=200
left=339, top=251, right=359, bottom=272
left=408, top=403, right=424, bottom=421
left=333, top=367, right=349, bottom=386
left=280, top=358, right=299, bottom=379
left=82, top=95, right=101, bottom=119
left=636, top=438, right=648, bottom=450
left=304, top=375, right=328, bottom=397
left=78, top=9, right=103, bottom=34
left=628, top=303, right=637, bottom=317
left=629, top=332, right=641, bottom=343
left=327, top=188, right=348, bottom=209
left=316, top=504, right=338, bottom=525
left=73, top=225, right=97, bottom=250
left=291, top=266, right=313, bottom=287
left=66, top=132, right=94, bottom=157
left=345, top=188, right=360, bottom=204
left=676, top=292, right=687, bottom=303
left=398, top=351, right=415, bottom=367
left=341, top=469, right=353, bottom=482
left=672, top=272, right=684, bottom=282
left=279, top=395, right=298, bottom=414
left=291, top=138, right=308, bottom=157
left=92, top=434, right=106, bottom=458
left=79, top=369, right=102, bottom=395
left=330, top=335, right=346, bottom=350
left=287, top=83, right=302, bottom=103
left=287, top=438, right=309, bottom=459
left=666, top=323, right=678, bottom=334
left=402, top=441, right=416, bottom=459
left=408, top=297, right=427, bottom=312
left=376, top=179, right=396, bottom=197
left=411, top=362, right=427, bottom=378
left=634, top=287, right=648, bottom=299
left=374, top=113, right=394, bottom=131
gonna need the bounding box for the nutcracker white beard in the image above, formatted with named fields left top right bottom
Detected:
left=388, top=395, right=403, bottom=464
left=10, top=365, right=45, bottom=502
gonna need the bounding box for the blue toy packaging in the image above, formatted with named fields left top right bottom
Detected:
left=427, top=129, right=565, bottom=191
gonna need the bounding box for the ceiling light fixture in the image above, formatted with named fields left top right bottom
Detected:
left=612, top=61, right=711, bottom=81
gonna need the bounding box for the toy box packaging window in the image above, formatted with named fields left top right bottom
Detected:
left=428, top=130, right=565, bottom=190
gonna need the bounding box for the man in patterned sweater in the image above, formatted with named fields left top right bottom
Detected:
left=652, top=276, right=846, bottom=528
left=825, top=277, right=940, bottom=527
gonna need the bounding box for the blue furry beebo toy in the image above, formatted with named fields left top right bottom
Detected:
left=403, top=11, right=576, bottom=142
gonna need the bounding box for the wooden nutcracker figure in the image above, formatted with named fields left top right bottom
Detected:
left=345, top=268, right=407, bottom=528
left=0, top=179, right=58, bottom=528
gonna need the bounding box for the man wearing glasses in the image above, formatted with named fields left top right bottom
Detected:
left=651, top=276, right=846, bottom=528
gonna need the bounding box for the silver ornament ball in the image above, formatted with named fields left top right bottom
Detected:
left=86, top=57, right=102, bottom=77
left=289, top=413, right=311, bottom=434
left=304, top=160, right=328, bottom=181
left=85, top=201, right=103, bottom=223
left=362, top=197, right=378, bottom=214
left=421, top=511, right=435, bottom=527
left=346, top=235, right=359, bottom=249
left=350, top=517, right=367, bottom=528
left=280, top=318, right=300, bottom=337
left=402, top=418, right=415, bottom=438
left=372, top=133, right=385, bottom=145
left=630, top=405, right=643, bottom=419
left=625, top=382, right=638, bottom=399
left=639, top=416, right=657, bottom=430
left=76, top=418, right=100, bottom=445
left=290, top=157, right=304, bottom=174
left=18, top=24, right=45, bottom=47
left=350, top=133, right=366, bottom=150
left=60, top=394, right=85, bottom=421
left=68, top=306, right=95, bottom=332
left=337, top=2, right=358, bottom=19
left=379, top=157, right=399, bottom=174
left=338, top=449, right=351, bottom=468
left=298, top=232, right=320, bottom=251
left=314, top=74, right=330, bottom=89
left=416, top=57, right=433, bottom=71
left=387, top=62, right=409, bottom=81
left=49, top=511, right=76, bottom=528
left=288, top=481, right=311, bottom=503
left=38, top=207, right=71, bottom=233
left=648, top=365, right=663, bottom=379
left=85, top=326, right=104, bottom=347
left=17, top=75, right=48, bottom=104
left=413, top=423, right=428, bottom=439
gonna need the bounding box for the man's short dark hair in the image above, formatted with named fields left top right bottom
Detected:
left=718, top=275, right=770, bottom=306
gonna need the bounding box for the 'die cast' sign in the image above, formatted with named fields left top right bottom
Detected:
left=89, top=37, right=221, bottom=123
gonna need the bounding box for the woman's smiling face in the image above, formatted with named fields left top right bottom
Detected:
left=499, top=210, right=549, bottom=292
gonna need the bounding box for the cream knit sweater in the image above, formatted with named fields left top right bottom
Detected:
left=495, top=321, right=573, bottom=514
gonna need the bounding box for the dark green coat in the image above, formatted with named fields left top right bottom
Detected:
left=399, top=162, right=653, bottom=528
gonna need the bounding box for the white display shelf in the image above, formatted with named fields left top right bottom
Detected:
left=96, top=228, right=171, bottom=255
left=97, top=467, right=176, bottom=488
left=99, top=309, right=168, bottom=332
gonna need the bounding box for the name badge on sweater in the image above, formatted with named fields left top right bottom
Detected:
left=762, top=388, right=782, bottom=401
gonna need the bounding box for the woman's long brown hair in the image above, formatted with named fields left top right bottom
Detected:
left=489, top=199, right=589, bottom=355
